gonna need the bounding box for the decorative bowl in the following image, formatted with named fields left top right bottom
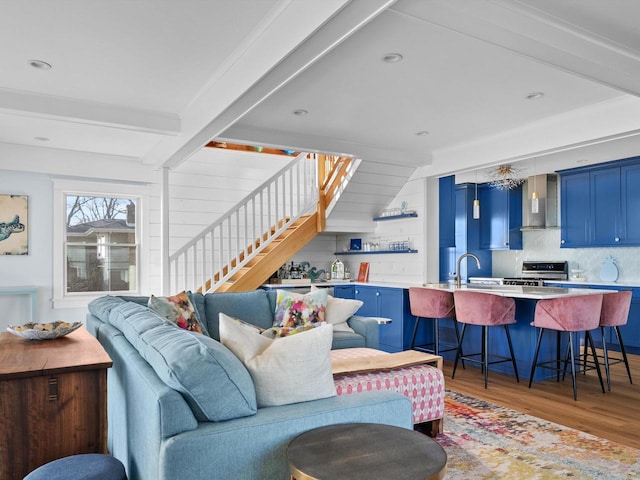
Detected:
left=7, top=321, right=82, bottom=340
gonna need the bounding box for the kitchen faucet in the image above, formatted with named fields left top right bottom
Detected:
left=456, top=253, right=481, bottom=287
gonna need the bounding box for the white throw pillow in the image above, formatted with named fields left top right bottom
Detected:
left=311, top=286, right=362, bottom=333
left=219, top=313, right=336, bottom=407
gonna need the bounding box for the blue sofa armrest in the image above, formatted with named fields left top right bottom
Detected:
left=347, top=315, right=379, bottom=349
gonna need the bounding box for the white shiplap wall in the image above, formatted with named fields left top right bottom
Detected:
left=291, top=176, right=429, bottom=285
left=146, top=148, right=293, bottom=292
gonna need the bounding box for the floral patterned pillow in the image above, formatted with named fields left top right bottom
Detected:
left=270, top=288, right=328, bottom=337
left=148, top=291, right=203, bottom=333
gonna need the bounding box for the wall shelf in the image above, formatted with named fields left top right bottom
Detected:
left=372, top=212, right=418, bottom=221
left=335, top=250, right=418, bottom=255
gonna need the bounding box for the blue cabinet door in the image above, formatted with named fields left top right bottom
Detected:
left=478, top=184, right=523, bottom=250
left=353, top=286, right=378, bottom=317
left=560, top=172, right=591, bottom=247
left=439, top=176, right=456, bottom=248
left=377, top=287, right=405, bottom=353
left=591, top=167, right=621, bottom=246
left=621, top=163, right=640, bottom=245
left=332, top=284, right=355, bottom=300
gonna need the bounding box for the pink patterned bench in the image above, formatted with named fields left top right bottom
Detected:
left=331, top=348, right=445, bottom=435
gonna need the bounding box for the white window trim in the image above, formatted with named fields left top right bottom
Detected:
left=53, top=179, right=150, bottom=309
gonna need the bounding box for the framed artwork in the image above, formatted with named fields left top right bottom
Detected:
left=357, top=262, right=370, bottom=283
left=0, top=194, right=28, bottom=255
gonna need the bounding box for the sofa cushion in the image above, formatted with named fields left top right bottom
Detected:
left=88, top=295, right=126, bottom=321
left=204, top=290, right=275, bottom=340
left=310, top=286, right=360, bottom=333
left=271, top=288, right=328, bottom=337
left=131, top=322, right=257, bottom=422
left=219, top=313, right=336, bottom=407
left=148, top=291, right=205, bottom=333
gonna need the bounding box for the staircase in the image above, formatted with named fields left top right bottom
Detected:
left=168, top=151, right=357, bottom=293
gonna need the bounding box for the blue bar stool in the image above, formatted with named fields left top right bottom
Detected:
left=23, top=454, right=127, bottom=480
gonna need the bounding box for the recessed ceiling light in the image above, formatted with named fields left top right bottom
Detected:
left=28, top=59, right=52, bottom=70
left=293, top=109, right=308, bottom=116
left=33, top=136, right=50, bottom=142
left=415, top=130, right=430, bottom=136
left=382, top=53, right=403, bottom=63
left=526, top=92, right=544, bottom=100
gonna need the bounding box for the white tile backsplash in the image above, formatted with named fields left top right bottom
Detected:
left=492, top=229, right=640, bottom=283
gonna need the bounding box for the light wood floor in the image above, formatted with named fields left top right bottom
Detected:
left=441, top=351, right=640, bottom=449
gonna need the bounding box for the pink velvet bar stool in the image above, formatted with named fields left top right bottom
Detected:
left=451, top=290, right=519, bottom=389
left=408, top=287, right=461, bottom=357
left=598, top=291, right=633, bottom=390
left=529, top=294, right=605, bottom=400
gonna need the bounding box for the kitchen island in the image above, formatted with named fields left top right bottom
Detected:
left=422, top=283, right=614, bottom=381
left=268, top=281, right=616, bottom=381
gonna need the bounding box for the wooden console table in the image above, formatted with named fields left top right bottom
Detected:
left=0, top=328, right=112, bottom=480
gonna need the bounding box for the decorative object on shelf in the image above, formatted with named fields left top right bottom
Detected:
left=357, top=262, right=370, bottom=283
left=349, top=238, right=362, bottom=251
left=331, top=258, right=345, bottom=280
left=599, top=256, right=619, bottom=282
left=0, top=194, right=28, bottom=255
left=488, top=164, right=525, bottom=190
left=7, top=321, right=82, bottom=340
left=377, top=206, right=417, bottom=218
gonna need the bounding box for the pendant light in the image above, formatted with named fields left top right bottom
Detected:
left=473, top=171, right=480, bottom=219
left=531, top=159, right=539, bottom=214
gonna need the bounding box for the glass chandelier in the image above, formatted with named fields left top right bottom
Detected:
left=488, top=164, right=525, bottom=190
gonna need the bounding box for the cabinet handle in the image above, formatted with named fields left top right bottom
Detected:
left=615, top=237, right=620, bottom=242
left=561, top=239, right=565, bottom=244
left=355, top=290, right=359, bottom=294
left=376, top=292, right=380, bottom=296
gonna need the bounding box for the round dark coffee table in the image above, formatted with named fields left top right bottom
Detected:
left=286, top=423, right=447, bottom=480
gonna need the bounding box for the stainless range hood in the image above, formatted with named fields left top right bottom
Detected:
left=521, top=174, right=558, bottom=230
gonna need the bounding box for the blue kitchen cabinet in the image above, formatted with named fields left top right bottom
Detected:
left=438, top=182, right=492, bottom=283
left=439, top=175, right=456, bottom=248
left=332, top=284, right=355, bottom=300
left=559, top=171, right=591, bottom=247
left=621, top=162, right=640, bottom=245
left=345, top=285, right=422, bottom=353
left=559, top=156, right=640, bottom=247
left=478, top=184, right=523, bottom=250
left=591, top=167, right=620, bottom=246
left=454, top=184, right=492, bottom=281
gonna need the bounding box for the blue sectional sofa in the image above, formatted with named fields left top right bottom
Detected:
left=86, top=290, right=412, bottom=480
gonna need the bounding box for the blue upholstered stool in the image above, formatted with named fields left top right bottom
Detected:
left=24, top=454, right=127, bottom=480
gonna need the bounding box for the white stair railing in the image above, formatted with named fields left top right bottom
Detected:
left=168, top=152, right=318, bottom=293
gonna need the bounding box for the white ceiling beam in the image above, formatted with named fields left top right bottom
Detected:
left=152, top=0, right=397, bottom=170
left=397, top=0, right=640, bottom=97
left=0, top=142, right=155, bottom=182
left=0, top=89, right=180, bottom=135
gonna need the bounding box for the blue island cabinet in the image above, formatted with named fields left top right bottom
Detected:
left=333, top=285, right=426, bottom=353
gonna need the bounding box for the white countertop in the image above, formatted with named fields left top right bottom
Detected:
left=544, top=279, right=640, bottom=288
left=422, top=283, right=616, bottom=300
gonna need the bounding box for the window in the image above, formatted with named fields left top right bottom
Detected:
left=53, top=180, right=148, bottom=308
left=65, top=195, right=137, bottom=293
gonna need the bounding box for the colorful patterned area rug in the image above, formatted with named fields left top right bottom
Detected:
left=437, top=390, right=640, bottom=479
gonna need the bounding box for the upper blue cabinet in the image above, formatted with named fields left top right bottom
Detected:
left=439, top=176, right=456, bottom=248
left=478, top=183, right=523, bottom=250
left=558, top=156, right=640, bottom=247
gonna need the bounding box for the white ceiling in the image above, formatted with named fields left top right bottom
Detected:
left=2, top=0, right=640, bottom=180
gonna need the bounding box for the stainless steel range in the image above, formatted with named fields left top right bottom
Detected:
left=469, top=261, right=568, bottom=286
left=503, top=261, right=569, bottom=286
